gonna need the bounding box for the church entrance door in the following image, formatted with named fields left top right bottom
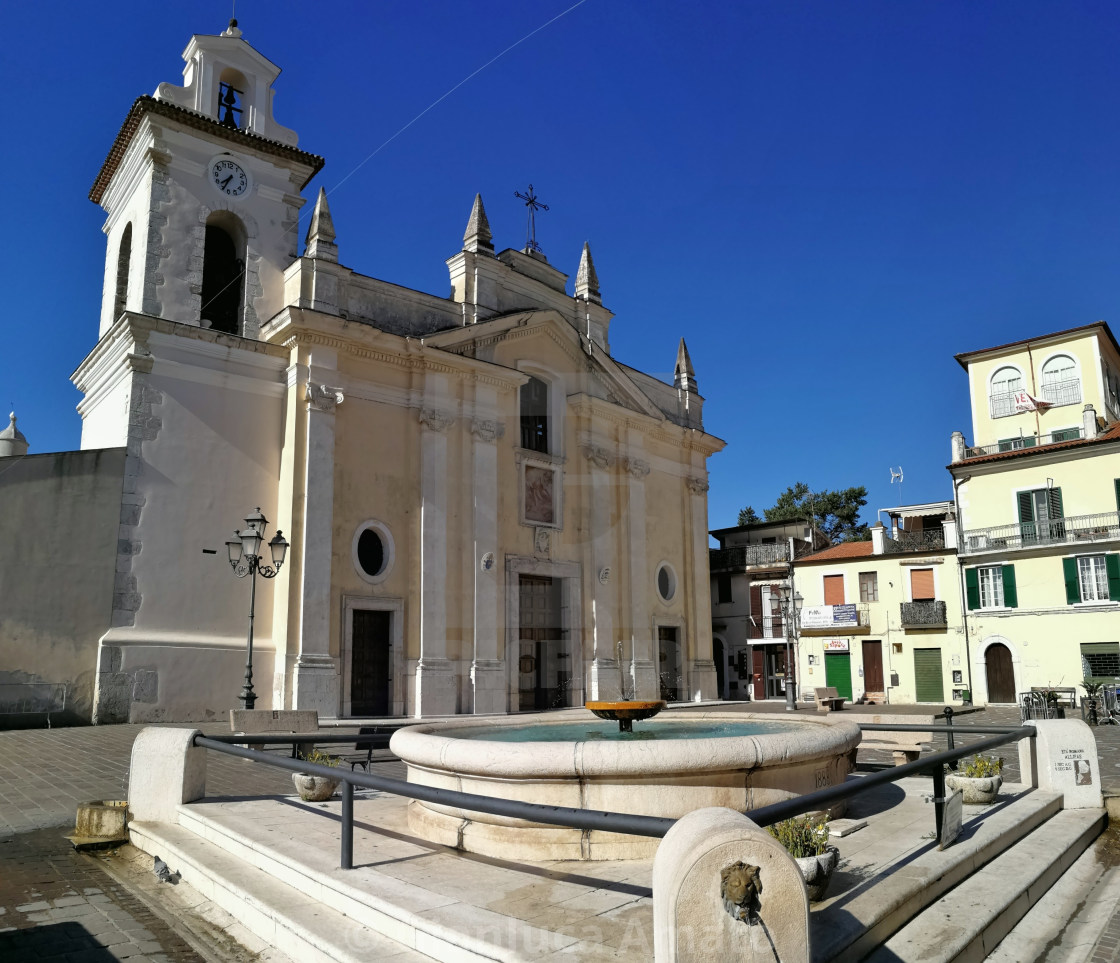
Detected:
left=350, top=609, right=391, bottom=716
left=518, top=575, right=567, bottom=711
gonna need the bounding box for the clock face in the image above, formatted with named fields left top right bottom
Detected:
left=210, top=157, right=249, bottom=197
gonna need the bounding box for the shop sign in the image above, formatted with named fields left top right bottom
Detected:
left=801, top=604, right=858, bottom=628
left=823, top=639, right=849, bottom=652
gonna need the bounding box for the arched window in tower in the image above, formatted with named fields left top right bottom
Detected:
left=520, top=376, right=549, bottom=453
left=113, top=223, right=132, bottom=320
left=200, top=219, right=245, bottom=335
left=218, top=68, right=248, bottom=129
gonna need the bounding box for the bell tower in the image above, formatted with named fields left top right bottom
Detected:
left=89, top=19, right=323, bottom=339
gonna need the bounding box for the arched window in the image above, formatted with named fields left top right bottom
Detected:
left=113, top=223, right=132, bottom=320
left=1040, top=354, right=1081, bottom=407
left=200, top=217, right=245, bottom=334
left=520, top=376, right=549, bottom=453
left=989, top=366, right=1023, bottom=418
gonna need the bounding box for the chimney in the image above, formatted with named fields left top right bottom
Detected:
left=1083, top=404, right=1099, bottom=440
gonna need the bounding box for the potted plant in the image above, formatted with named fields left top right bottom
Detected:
left=945, top=754, right=1003, bottom=804
left=292, top=748, right=342, bottom=801
left=767, top=815, right=839, bottom=902
left=1080, top=677, right=1106, bottom=726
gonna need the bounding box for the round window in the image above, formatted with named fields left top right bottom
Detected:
left=656, top=563, right=677, bottom=602
left=352, top=520, right=394, bottom=584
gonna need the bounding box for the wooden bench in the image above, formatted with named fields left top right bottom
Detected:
left=814, top=687, right=847, bottom=712
left=230, top=709, right=319, bottom=755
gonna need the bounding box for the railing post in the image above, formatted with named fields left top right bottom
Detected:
left=341, top=778, right=353, bottom=870
left=943, top=706, right=955, bottom=769
left=932, top=765, right=945, bottom=842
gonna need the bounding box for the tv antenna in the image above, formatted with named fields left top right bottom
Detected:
left=890, top=466, right=904, bottom=504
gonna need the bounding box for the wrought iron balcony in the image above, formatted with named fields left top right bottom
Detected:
left=749, top=614, right=786, bottom=640
left=1040, top=378, right=1082, bottom=408
left=709, top=542, right=791, bottom=572
left=884, top=529, right=946, bottom=553
left=960, top=511, right=1120, bottom=555
left=963, top=428, right=1081, bottom=459
left=900, top=600, right=947, bottom=628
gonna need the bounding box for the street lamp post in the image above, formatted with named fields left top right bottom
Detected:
left=772, top=585, right=804, bottom=711
left=226, top=507, right=288, bottom=710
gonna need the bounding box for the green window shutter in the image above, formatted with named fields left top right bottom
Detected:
left=1023, top=435, right=1037, bottom=447
left=965, top=568, right=980, bottom=610
left=1001, top=565, right=1018, bottom=608
left=1018, top=491, right=1035, bottom=524
left=998, top=438, right=1014, bottom=452
left=1107, top=554, right=1120, bottom=602
left=1114, top=478, right=1120, bottom=512
left=1047, top=487, right=1063, bottom=519
left=1064, top=558, right=1081, bottom=605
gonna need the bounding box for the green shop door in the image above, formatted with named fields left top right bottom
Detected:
left=824, top=653, right=853, bottom=700
left=914, top=648, right=944, bottom=703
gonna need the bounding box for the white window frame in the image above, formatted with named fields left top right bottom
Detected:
left=1039, top=352, right=1081, bottom=408
left=1078, top=555, right=1110, bottom=603
left=351, top=519, right=395, bottom=585
left=989, top=365, right=1024, bottom=419
left=978, top=566, right=1005, bottom=609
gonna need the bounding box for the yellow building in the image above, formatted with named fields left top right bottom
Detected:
left=950, top=323, right=1120, bottom=704
left=794, top=503, right=968, bottom=706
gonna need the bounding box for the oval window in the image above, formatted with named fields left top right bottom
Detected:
left=352, top=520, right=395, bottom=584
left=657, top=563, right=677, bottom=602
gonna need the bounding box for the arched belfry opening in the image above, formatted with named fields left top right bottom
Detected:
left=200, top=214, right=246, bottom=335
left=217, top=67, right=249, bottom=129
left=113, top=223, right=132, bottom=320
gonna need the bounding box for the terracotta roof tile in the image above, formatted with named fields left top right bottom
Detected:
left=797, top=541, right=875, bottom=562
left=949, top=421, right=1120, bottom=469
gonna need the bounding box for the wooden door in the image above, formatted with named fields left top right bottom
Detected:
left=351, top=609, right=391, bottom=716
left=752, top=648, right=766, bottom=700
left=985, top=643, right=1016, bottom=703
left=519, top=575, right=563, bottom=710
left=862, top=640, right=885, bottom=693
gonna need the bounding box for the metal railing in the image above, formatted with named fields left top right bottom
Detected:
left=709, top=543, right=791, bottom=571
left=961, top=510, right=1120, bottom=554
left=900, top=600, right=947, bottom=627
left=749, top=614, right=786, bottom=640
left=1040, top=379, right=1082, bottom=408
left=884, top=530, right=947, bottom=552
left=191, top=717, right=1036, bottom=870
left=964, top=428, right=1081, bottom=459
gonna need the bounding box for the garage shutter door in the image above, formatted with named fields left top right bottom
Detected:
left=914, top=648, right=944, bottom=703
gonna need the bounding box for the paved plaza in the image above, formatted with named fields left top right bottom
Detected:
left=0, top=707, right=1118, bottom=961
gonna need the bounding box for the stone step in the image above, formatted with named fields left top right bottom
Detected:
left=134, top=802, right=622, bottom=962
left=813, top=788, right=1064, bottom=962
left=984, top=827, right=1120, bottom=963
left=129, top=820, right=436, bottom=963
left=864, top=808, right=1106, bottom=963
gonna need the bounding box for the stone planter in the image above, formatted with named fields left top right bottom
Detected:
left=945, top=772, right=1002, bottom=805
left=292, top=773, right=340, bottom=802
left=795, top=846, right=840, bottom=902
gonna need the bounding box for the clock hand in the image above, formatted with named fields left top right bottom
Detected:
left=219, top=174, right=233, bottom=189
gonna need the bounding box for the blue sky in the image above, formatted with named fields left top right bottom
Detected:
left=4, top=1, right=1120, bottom=532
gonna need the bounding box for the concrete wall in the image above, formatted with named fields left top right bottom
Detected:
left=0, top=449, right=126, bottom=722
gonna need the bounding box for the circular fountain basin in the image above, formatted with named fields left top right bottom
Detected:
left=391, top=710, right=861, bottom=860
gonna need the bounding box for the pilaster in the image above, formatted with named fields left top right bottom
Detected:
left=584, top=444, right=621, bottom=701
left=624, top=450, right=657, bottom=699
left=470, top=411, right=506, bottom=713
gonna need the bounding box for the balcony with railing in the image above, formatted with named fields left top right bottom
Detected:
left=884, top=529, right=946, bottom=553
left=748, top=614, right=786, bottom=640
left=900, top=600, right=947, bottom=628
left=709, top=542, right=791, bottom=572
left=960, top=511, right=1120, bottom=555
left=963, top=427, right=1081, bottom=460
left=990, top=379, right=1081, bottom=418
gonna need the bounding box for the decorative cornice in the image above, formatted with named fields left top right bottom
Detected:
left=419, top=407, right=455, bottom=432
left=624, top=456, right=650, bottom=478
left=306, top=382, right=344, bottom=412
left=470, top=418, right=505, bottom=443
left=685, top=476, right=710, bottom=494
left=581, top=444, right=614, bottom=470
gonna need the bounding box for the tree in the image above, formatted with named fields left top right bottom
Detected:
left=737, top=505, right=761, bottom=526
left=738, top=482, right=871, bottom=544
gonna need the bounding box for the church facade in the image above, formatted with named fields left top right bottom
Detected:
left=26, top=21, right=724, bottom=723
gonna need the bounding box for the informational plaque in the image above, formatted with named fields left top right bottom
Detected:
left=939, top=788, right=963, bottom=850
